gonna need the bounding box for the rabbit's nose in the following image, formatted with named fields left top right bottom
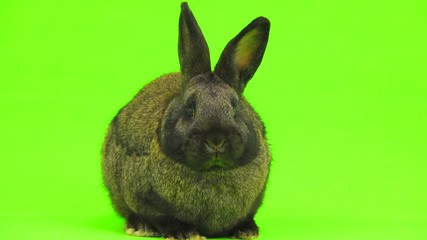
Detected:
left=205, top=134, right=226, bottom=150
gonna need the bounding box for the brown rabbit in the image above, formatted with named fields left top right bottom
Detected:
left=102, top=2, right=271, bottom=239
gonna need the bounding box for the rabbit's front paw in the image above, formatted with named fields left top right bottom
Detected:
left=164, top=231, right=206, bottom=240
left=231, top=231, right=258, bottom=239
left=230, top=219, right=259, bottom=239
left=125, top=218, right=160, bottom=237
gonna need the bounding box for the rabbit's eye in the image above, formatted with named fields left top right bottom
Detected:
left=186, top=107, right=195, bottom=119
left=231, top=99, right=238, bottom=117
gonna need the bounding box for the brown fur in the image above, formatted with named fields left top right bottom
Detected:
left=102, top=2, right=271, bottom=239
left=102, top=73, right=270, bottom=234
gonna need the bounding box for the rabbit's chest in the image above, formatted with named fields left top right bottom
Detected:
left=151, top=171, right=262, bottom=232
left=146, top=151, right=269, bottom=232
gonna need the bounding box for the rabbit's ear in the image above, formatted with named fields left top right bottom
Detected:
left=214, top=17, right=270, bottom=94
left=179, top=2, right=211, bottom=85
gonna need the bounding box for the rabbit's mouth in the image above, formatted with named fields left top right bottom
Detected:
left=203, top=155, right=233, bottom=171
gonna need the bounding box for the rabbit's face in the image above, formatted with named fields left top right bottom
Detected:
left=160, top=74, right=259, bottom=171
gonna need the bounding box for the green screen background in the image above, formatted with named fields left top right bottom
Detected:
left=1, top=0, right=426, bottom=239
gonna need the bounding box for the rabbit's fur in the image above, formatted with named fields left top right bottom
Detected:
left=102, top=2, right=271, bottom=239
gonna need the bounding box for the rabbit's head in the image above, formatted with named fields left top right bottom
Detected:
left=159, top=3, right=270, bottom=171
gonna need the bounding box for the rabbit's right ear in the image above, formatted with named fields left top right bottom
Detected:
left=179, top=2, right=211, bottom=86
left=214, top=17, right=270, bottom=95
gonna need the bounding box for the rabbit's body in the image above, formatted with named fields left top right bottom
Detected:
left=102, top=3, right=271, bottom=239
left=103, top=73, right=270, bottom=236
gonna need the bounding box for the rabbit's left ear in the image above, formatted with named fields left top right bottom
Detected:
left=214, top=17, right=270, bottom=94
left=179, top=2, right=211, bottom=86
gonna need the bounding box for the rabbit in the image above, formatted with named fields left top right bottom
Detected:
left=102, top=2, right=271, bottom=239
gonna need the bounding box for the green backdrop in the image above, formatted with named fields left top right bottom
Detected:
left=1, top=0, right=426, bottom=239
